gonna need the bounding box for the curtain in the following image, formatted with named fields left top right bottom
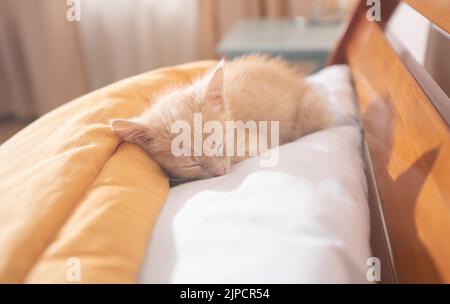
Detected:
left=0, top=0, right=88, bottom=119
left=78, top=0, right=199, bottom=89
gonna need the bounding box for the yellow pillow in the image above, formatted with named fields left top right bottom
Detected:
left=0, top=61, right=216, bottom=283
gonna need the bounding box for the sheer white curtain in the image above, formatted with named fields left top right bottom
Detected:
left=0, top=0, right=87, bottom=118
left=78, top=0, right=199, bottom=89
left=0, top=0, right=200, bottom=118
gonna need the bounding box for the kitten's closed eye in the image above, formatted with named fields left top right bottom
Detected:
left=214, top=141, right=223, bottom=153
left=182, top=163, right=203, bottom=169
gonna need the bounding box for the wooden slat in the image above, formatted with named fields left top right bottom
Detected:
left=344, top=15, right=450, bottom=283
left=386, top=33, right=450, bottom=126
left=363, top=140, right=398, bottom=283
left=327, top=0, right=398, bottom=64
left=403, top=0, right=450, bottom=33
left=328, top=0, right=401, bottom=283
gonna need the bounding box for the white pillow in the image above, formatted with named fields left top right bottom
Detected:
left=307, top=64, right=359, bottom=127
left=138, top=65, right=371, bottom=283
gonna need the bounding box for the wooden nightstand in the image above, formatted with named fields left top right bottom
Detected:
left=217, top=18, right=344, bottom=73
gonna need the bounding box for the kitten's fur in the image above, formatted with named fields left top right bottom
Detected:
left=111, top=55, right=329, bottom=180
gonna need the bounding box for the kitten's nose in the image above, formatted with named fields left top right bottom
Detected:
left=211, top=166, right=226, bottom=177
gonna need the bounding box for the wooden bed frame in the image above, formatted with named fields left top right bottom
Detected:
left=327, top=0, right=450, bottom=283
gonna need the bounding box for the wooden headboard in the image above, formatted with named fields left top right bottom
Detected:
left=328, top=0, right=450, bottom=283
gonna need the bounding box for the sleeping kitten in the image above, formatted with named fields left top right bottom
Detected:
left=111, top=55, right=329, bottom=180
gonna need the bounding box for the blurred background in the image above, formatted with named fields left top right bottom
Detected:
left=0, top=0, right=448, bottom=143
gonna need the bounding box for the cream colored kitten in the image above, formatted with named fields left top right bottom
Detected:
left=111, top=55, right=329, bottom=180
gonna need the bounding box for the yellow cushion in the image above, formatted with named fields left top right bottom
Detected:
left=0, top=61, right=216, bottom=283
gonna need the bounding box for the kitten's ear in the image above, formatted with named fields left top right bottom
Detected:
left=109, top=119, right=153, bottom=147
left=204, top=59, right=225, bottom=109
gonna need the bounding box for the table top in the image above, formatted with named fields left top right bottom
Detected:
left=217, top=18, right=345, bottom=55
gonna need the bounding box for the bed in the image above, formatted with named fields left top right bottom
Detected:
left=328, top=0, right=450, bottom=283
left=0, top=0, right=448, bottom=283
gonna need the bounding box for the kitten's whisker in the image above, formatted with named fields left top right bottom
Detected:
left=169, top=177, right=185, bottom=182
